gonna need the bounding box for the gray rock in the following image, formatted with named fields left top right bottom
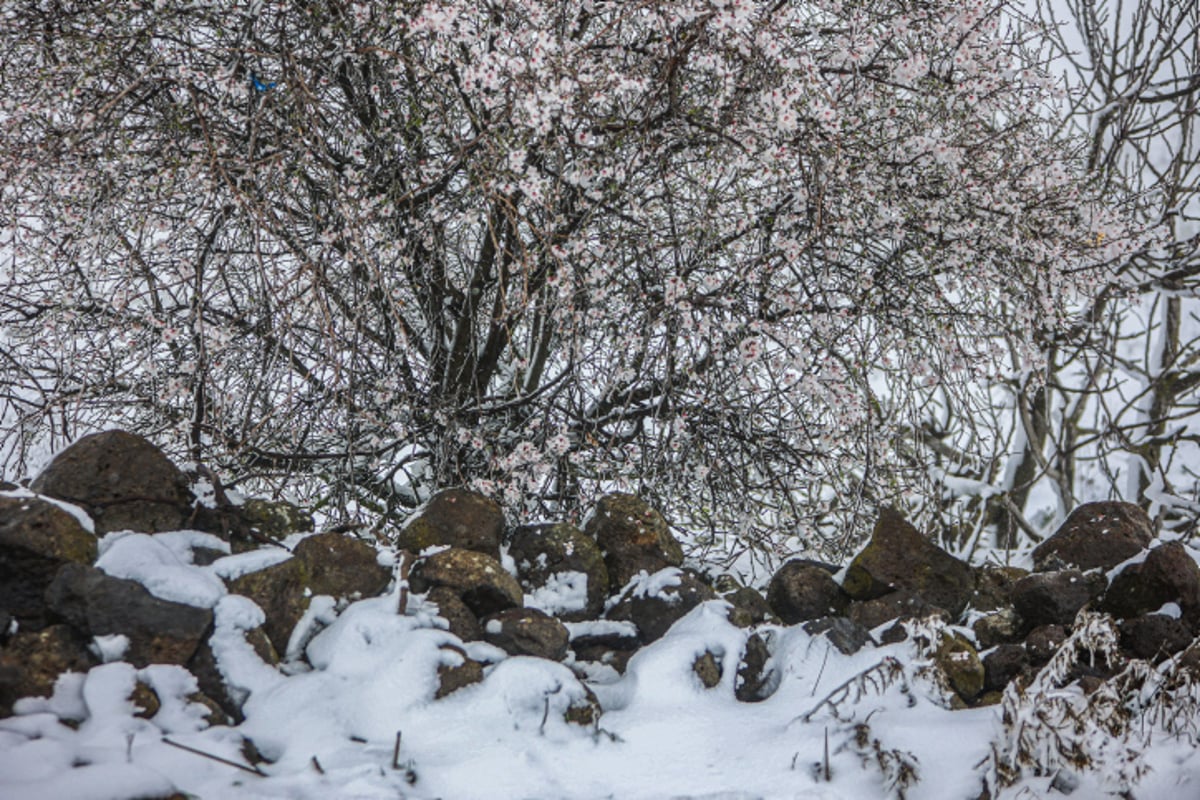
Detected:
left=1032, top=502, right=1153, bottom=573
left=1010, top=569, right=1103, bottom=631
left=803, top=616, right=875, bottom=655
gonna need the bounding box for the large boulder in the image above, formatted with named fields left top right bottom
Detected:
left=0, top=495, right=97, bottom=631
left=584, top=494, right=684, bottom=591
left=408, top=547, right=523, bottom=619
left=398, top=489, right=505, bottom=560
left=482, top=608, right=570, bottom=661
left=1010, top=569, right=1103, bottom=631
left=842, top=508, right=975, bottom=618
left=970, top=565, right=1030, bottom=612
left=1101, top=542, right=1200, bottom=627
left=766, top=560, right=850, bottom=624
left=509, top=522, right=609, bottom=621
left=427, top=586, right=483, bottom=642
left=237, top=498, right=314, bottom=541
left=46, top=563, right=212, bottom=666
left=982, top=644, right=1030, bottom=693
left=1032, top=501, right=1154, bottom=573
left=605, top=569, right=717, bottom=644
left=0, top=624, right=95, bottom=716
left=30, top=430, right=193, bottom=534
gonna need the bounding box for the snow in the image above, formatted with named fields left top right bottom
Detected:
left=524, top=570, right=589, bottom=616
left=96, top=531, right=229, bottom=608
left=5, top=531, right=1200, bottom=799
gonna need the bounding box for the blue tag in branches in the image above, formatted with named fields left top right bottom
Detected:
left=251, top=73, right=277, bottom=93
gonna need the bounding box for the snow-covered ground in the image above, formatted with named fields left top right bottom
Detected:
left=4, top=529, right=1200, bottom=799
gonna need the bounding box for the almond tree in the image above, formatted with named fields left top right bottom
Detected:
left=0, top=0, right=1130, bottom=567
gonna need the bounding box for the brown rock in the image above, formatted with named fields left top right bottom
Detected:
left=435, top=646, right=485, bottom=699
left=564, top=686, right=602, bottom=727
left=736, top=633, right=774, bottom=702
left=973, top=608, right=1024, bottom=649
left=847, top=590, right=948, bottom=631
left=584, top=494, right=683, bottom=591
left=45, top=564, right=212, bottom=667
left=725, top=586, right=772, bottom=628
left=292, top=532, right=391, bottom=599
left=1032, top=501, right=1154, bottom=573
left=1025, top=624, right=1067, bottom=664
left=482, top=608, right=570, bottom=661
left=228, top=560, right=308, bottom=655
left=693, top=650, right=722, bottom=688
left=0, top=496, right=98, bottom=631
left=409, top=548, right=523, bottom=618
left=427, top=586, right=483, bottom=642
left=983, top=644, right=1030, bottom=693
left=398, top=489, right=505, bottom=560
left=1101, top=542, right=1200, bottom=626
left=509, top=522, right=608, bottom=620
left=1118, top=614, right=1195, bottom=662
left=30, top=430, right=193, bottom=534
left=1010, top=570, right=1103, bottom=631
left=0, top=624, right=95, bottom=716
left=971, top=565, right=1030, bottom=612
left=842, top=508, right=975, bottom=618
left=606, top=569, right=716, bottom=644
left=766, top=561, right=849, bottom=624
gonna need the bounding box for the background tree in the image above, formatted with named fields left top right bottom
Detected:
left=0, top=0, right=1130, bottom=575
left=918, top=0, right=1198, bottom=554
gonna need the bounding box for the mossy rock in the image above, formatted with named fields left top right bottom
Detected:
left=584, top=494, right=683, bottom=591
left=398, top=489, right=504, bottom=560
left=935, top=633, right=984, bottom=703
left=238, top=498, right=313, bottom=540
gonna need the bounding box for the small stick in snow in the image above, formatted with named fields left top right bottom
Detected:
left=162, top=737, right=267, bottom=776
left=392, top=730, right=403, bottom=770
left=311, top=756, right=325, bottom=774
left=823, top=727, right=831, bottom=781
left=396, top=552, right=411, bottom=615
left=126, top=733, right=134, bottom=763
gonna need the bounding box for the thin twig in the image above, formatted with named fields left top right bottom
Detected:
left=392, top=730, right=402, bottom=770
left=162, top=737, right=267, bottom=776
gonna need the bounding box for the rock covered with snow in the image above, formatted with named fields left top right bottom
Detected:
left=509, top=521, right=608, bottom=620
left=606, top=567, right=717, bottom=644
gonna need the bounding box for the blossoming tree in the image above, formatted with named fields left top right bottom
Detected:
left=0, top=0, right=1132, bottom=565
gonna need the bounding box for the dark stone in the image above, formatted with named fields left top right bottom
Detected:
left=0, top=610, right=11, bottom=643
left=46, top=564, right=212, bottom=667
left=766, top=561, right=849, bottom=624
left=427, top=586, right=483, bottom=642
left=132, top=680, right=161, bottom=719
left=841, top=508, right=975, bottom=618
left=606, top=569, right=717, bottom=644
left=409, top=547, right=523, bottom=619
left=1032, top=501, right=1154, bottom=573
left=0, top=624, right=95, bottom=716
left=435, top=646, right=485, bottom=699
left=564, top=686, right=602, bottom=727
left=973, top=608, right=1024, bottom=649
left=983, top=644, right=1030, bottom=692
left=228, top=560, right=308, bottom=655
left=1025, top=624, right=1067, bottom=665
left=292, top=532, right=391, bottom=599
left=725, top=586, right=772, bottom=628
left=879, top=622, right=908, bottom=644
left=803, top=616, right=875, bottom=655
left=1118, top=614, right=1194, bottom=662
left=971, top=565, right=1030, bottom=612
left=693, top=650, right=722, bottom=688
left=30, top=430, right=193, bottom=534
left=1101, top=542, right=1200, bottom=627
left=584, top=494, right=683, bottom=591
left=398, top=489, right=505, bottom=560
left=0, top=496, right=98, bottom=631
left=847, top=590, right=948, bottom=631
left=509, top=522, right=608, bottom=620
left=482, top=607, right=570, bottom=661
left=736, top=633, right=774, bottom=702
left=569, top=643, right=635, bottom=674
left=1010, top=570, right=1103, bottom=631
